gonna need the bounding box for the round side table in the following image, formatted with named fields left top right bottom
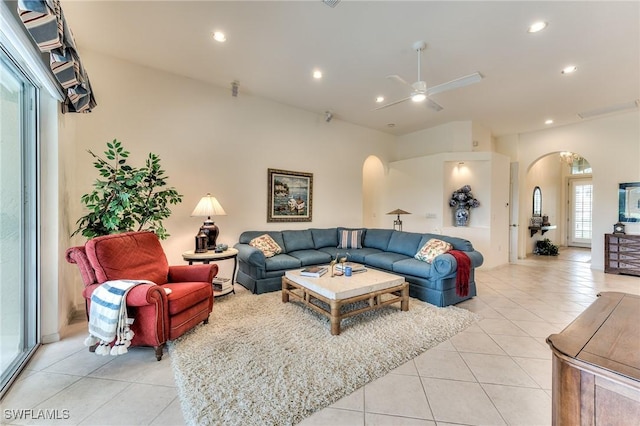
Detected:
left=182, top=248, right=239, bottom=297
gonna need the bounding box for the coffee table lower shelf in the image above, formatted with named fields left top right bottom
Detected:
left=281, top=276, right=408, bottom=335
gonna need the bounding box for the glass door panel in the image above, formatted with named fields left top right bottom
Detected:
left=0, top=49, right=38, bottom=397
left=569, top=178, right=593, bottom=247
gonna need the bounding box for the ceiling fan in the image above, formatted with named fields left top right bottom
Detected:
left=375, top=41, right=483, bottom=112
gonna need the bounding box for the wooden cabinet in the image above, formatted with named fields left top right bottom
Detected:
left=547, top=292, right=640, bottom=425
left=604, top=233, right=640, bottom=277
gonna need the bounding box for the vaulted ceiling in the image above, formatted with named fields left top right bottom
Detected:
left=61, top=0, right=640, bottom=137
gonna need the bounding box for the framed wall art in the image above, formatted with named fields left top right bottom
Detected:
left=619, top=182, right=640, bottom=222
left=267, top=168, right=313, bottom=222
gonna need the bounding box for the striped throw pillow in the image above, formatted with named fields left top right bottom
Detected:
left=337, top=230, right=363, bottom=249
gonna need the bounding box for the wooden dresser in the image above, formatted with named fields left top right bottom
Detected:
left=547, top=292, right=640, bottom=425
left=604, top=233, right=640, bottom=276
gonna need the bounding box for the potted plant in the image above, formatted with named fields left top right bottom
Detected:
left=72, top=139, right=182, bottom=240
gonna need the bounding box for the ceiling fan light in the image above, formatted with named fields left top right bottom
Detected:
left=528, top=21, right=548, bottom=33
left=411, top=93, right=426, bottom=102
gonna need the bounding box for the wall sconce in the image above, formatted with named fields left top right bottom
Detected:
left=191, top=193, right=227, bottom=249
left=387, top=209, right=411, bottom=231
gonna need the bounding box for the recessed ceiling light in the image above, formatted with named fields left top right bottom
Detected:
left=561, top=65, right=577, bottom=74
left=376, top=96, right=384, bottom=103
left=212, top=31, right=226, bottom=42
left=545, top=119, right=554, bottom=125
left=313, top=70, right=322, bottom=79
left=528, top=21, right=548, bottom=33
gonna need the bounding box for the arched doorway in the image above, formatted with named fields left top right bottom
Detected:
left=524, top=151, right=592, bottom=260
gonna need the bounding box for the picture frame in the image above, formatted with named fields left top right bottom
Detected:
left=267, top=168, right=313, bottom=222
left=619, top=182, right=640, bottom=223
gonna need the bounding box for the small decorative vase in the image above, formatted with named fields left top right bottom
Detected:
left=454, top=206, right=470, bottom=227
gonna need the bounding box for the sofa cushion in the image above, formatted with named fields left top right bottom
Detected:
left=415, top=238, right=453, bottom=263
left=392, top=258, right=433, bottom=279
left=282, top=230, right=315, bottom=252
left=319, top=247, right=382, bottom=263
left=387, top=231, right=423, bottom=256
left=288, top=250, right=333, bottom=266
left=365, top=252, right=411, bottom=270
left=363, top=228, right=394, bottom=251
left=310, top=228, right=338, bottom=249
left=265, top=254, right=301, bottom=271
left=163, top=282, right=213, bottom=316
left=249, top=234, right=282, bottom=258
left=86, top=231, right=169, bottom=285
left=337, top=229, right=363, bottom=249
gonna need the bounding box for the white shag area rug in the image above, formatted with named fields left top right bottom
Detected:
left=168, top=289, right=480, bottom=426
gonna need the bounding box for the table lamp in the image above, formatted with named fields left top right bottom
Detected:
left=191, top=193, right=227, bottom=250
left=387, top=209, right=411, bottom=231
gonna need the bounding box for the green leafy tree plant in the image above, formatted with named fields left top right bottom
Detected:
left=72, top=139, right=182, bottom=240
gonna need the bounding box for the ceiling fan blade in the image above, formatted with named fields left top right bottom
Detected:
left=386, top=74, right=412, bottom=88
left=427, top=72, right=483, bottom=96
left=373, top=96, right=411, bottom=111
left=426, top=98, right=444, bottom=112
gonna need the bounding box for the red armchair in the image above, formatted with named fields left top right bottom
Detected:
left=66, top=231, right=216, bottom=360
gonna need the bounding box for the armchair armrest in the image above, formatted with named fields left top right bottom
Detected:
left=65, top=246, right=97, bottom=286
left=125, top=283, right=167, bottom=306
left=168, top=264, right=217, bottom=283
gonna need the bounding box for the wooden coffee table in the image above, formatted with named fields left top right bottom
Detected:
left=282, top=267, right=409, bottom=335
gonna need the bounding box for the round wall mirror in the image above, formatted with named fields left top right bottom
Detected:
left=532, top=186, right=542, bottom=217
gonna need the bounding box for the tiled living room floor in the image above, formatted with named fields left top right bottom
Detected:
left=1, top=248, right=638, bottom=425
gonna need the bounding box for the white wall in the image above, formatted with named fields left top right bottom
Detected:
left=372, top=151, right=510, bottom=269
left=68, top=51, right=396, bottom=281
left=393, top=121, right=474, bottom=160
left=496, top=111, right=640, bottom=269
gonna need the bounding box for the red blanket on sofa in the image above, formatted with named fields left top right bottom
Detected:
left=449, top=250, right=471, bottom=297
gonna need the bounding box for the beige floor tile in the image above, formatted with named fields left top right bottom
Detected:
left=88, top=347, right=175, bottom=386
left=449, top=331, right=506, bottom=355
left=299, top=407, right=363, bottom=426
left=477, top=318, right=528, bottom=336
left=492, top=307, right=545, bottom=322
left=422, top=377, right=506, bottom=425
left=482, top=383, right=552, bottom=425
left=41, top=349, right=115, bottom=377
left=25, top=377, right=130, bottom=425
left=149, top=397, right=186, bottom=425
left=365, top=412, right=436, bottom=425
left=390, top=358, right=419, bottom=376
left=490, top=335, right=551, bottom=359
left=460, top=353, right=539, bottom=388
left=77, top=383, right=177, bottom=425
left=513, top=357, right=553, bottom=390
left=432, top=339, right=456, bottom=352
left=511, top=320, right=564, bottom=338
left=414, top=350, right=476, bottom=382
left=331, top=386, right=364, bottom=411
left=0, top=372, right=80, bottom=412
left=364, top=374, right=432, bottom=420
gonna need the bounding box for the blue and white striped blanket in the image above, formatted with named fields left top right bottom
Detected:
left=85, top=279, right=152, bottom=356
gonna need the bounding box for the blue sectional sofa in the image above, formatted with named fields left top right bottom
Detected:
left=234, top=227, right=483, bottom=307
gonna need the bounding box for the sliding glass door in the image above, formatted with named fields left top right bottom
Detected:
left=0, top=48, right=38, bottom=397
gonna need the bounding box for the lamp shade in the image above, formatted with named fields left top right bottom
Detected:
left=191, top=194, right=227, bottom=217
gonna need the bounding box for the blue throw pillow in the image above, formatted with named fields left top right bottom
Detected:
left=337, top=229, right=363, bottom=249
